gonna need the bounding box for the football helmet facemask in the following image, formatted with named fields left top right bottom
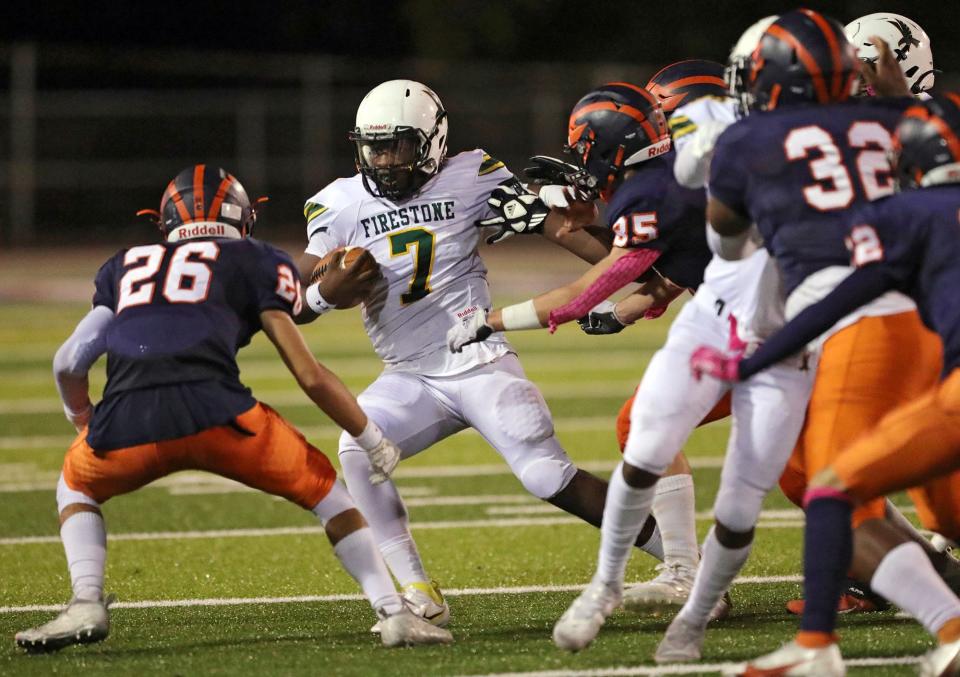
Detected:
left=350, top=80, right=448, bottom=202
left=565, top=82, right=670, bottom=201
left=725, top=16, right=778, bottom=115
left=891, top=92, right=960, bottom=191
left=845, top=13, right=935, bottom=96
left=138, top=165, right=260, bottom=242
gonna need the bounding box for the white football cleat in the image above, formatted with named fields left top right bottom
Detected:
left=16, top=595, right=113, bottom=654
left=654, top=614, right=707, bottom=663
left=552, top=579, right=622, bottom=652
left=370, top=580, right=450, bottom=634
left=378, top=607, right=453, bottom=648
left=919, top=637, right=960, bottom=677
left=623, top=562, right=731, bottom=622
left=723, top=640, right=845, bottom=676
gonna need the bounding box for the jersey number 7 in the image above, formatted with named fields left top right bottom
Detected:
left=785, top=121, right=894, bottom=212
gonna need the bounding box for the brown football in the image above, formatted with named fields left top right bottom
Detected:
left=310, top=246, right=380, bottom=308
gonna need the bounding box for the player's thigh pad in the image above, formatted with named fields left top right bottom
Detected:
left=623, top=303, right=729, bottom=474
left=714, top=364, right=814, bottom=531
left=338, top=371, right=466, bottom=462
left=61, top=432, right=166, bottom=504
left=457, top=355, right=575, bottom=499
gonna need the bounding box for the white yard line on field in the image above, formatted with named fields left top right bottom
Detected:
left=0, top=509, right=815, bottom=547
left=0, top=576, right=803, bottom=614
left=460, top=655, right=923, bottom=677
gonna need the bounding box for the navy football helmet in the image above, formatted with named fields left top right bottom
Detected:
left=139, top=165, right=261, bottom=241
left=565, top=82, right=671, bottom=201
left=733, top=8, right=860, bottom=113
left=645, top=60, right=727, bottom=116
left=892, top=92, right=960, bottom=190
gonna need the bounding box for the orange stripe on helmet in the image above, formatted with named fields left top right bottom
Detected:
left=568, top=121, right=589, bottom=146
left=164, top=181, right=193, bottom=225
left=904, top=103, right=960, bottom=163
left=658, top=74, right=726, bottom=90
left=801, top=8, right=844, bottom=100
left=206, top=174, right=236, bottom=223
left=572, top=101, right=664, bottom=142
left=192, top=165, right=206, bottom=221
left=766, top=24, right=830, bottom=104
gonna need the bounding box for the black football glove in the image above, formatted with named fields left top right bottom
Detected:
left=577, top=301, right=628, bottom=335
left=478, top=178, right=549, bottom=245
left=524, top=155, right=600, bottom=201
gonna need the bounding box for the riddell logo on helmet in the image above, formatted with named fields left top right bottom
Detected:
left=648, top=144, right=670, bottom=158
left=173, top=223, right=225, bottom=238
left=365, top=124, right=392, bottom=131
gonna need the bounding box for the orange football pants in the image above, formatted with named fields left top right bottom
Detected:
left=616, top=390, right=732, bottom=453
left=62, top=403, right=337, bottom=509
left=831, top=367, right=960, bottom=539
left=779, top=311, right=945, bottom=527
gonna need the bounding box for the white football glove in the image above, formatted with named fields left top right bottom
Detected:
left=446, top=310, right=494, bottom=353
left=366, top=437, right=401, bottom=485
left=478, top=179, right=549, bottom=245
left=538, top=184, right=582, bottom=210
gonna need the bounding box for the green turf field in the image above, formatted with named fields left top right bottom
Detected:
left=0, top=248, right=941, bottom=675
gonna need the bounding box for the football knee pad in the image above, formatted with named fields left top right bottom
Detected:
left=496, top=381, right=554, bottom=443
left=311, top=480, right=358, bottom=526
left=56, top=473, right=99, bottom=513
left=713, top=480, right=767, bottom=534
left=517, top=456, right=576, bottom=499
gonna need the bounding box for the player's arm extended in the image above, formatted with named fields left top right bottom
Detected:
left=294, top=253, right=322, bottom=324
left=53, top=305, right=113, bottom=431
left=261, top=308, right=401, bottom=483
left=737, top=266, right=895, bottom=379
left=540, top=212, right=611, bottom=264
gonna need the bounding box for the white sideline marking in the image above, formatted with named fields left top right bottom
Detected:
left=461, top=655, right=922, bottom=677
left=0, top=576, right=802, bottom=614
left=0, top=514, right=812, bottom=547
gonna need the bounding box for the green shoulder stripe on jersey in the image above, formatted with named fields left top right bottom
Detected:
left=479, top=153, right=505, bottom=176
left=304, top=202, right=329, bottom=222
left=671, top=122, right=699, bottom=140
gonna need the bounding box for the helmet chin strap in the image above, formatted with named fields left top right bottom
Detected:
left=166, top=222, right=243, bottom=242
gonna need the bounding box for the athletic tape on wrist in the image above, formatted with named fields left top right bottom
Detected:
left=305, top=283, right=334, bottom=315
left=501, top=299, right=542, bottom=330
left=355, top=418, right=384, bottom=451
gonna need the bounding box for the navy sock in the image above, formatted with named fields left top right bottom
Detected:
left=800, top=495, right=853, bottom=634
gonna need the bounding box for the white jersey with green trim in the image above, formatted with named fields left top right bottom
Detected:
left=304, top=149, right=514, bottom=376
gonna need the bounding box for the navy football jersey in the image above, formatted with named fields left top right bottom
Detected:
left=87, top=237, right=302, bottom=451
left=709, top=98, right=912, bottom=295
left=604, top=151, right=710, bottom=290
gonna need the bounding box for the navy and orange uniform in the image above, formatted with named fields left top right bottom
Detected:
left=734, top=186, right=960, bottom=537
left=710, top=98, right=944, bottom=525
left=605, top=151, right=711, bottom=290
left=63, top=236, right=336, bottom=509
left=710, top=98, right=912, bottom=295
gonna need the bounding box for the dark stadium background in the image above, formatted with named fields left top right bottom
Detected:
left=1, top=0, right=956, bottom=245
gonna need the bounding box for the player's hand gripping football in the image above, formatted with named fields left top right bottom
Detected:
left=689, top=346, right=742, bottom=382
left=446, top=310, right=494, bottom=353
left=313, top=249, right=379, bottom=308
left=478, top=179, right=549, bottom=244
left=366, top=437, right=401, bottom=485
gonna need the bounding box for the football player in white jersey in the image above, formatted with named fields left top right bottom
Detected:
left=296, top=80, right=667, bottom=631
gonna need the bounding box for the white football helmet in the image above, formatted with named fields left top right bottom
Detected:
left=844, top=13, right=935, bottom=95
left=725, top=16, right=778, bottom=115
left=350, top=79, right=448, bottom=201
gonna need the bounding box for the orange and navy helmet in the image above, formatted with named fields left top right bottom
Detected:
left=743, top=8, right=860, bottom=112
left=565, top=83, right=670, bottom=201
left=645, top=60, right=727, bottom=116
left=892, top=92, right=960, bottom=190
left=139, top=165, right=261, bottom=241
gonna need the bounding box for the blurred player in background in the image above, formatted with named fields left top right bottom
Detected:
left=688, top=9, right=955, bottom=675
left=14, top=166, right=451, bottom=653
left=296, top=80, right=669, bottom=633
left=697, top=90, right=960, bottom=677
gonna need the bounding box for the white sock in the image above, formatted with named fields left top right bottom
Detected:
left=596, top=462, right=656, bottom=589
left=679, top=526, right=750, bottom=626
left=379, top=533, right=429, bottom=589
left=334, top=529, right=404, bottom=615
left=871, top=541, right=960, bottom=635
left=652, top=473, right=698, bottom=569
left=60, top=511, right=106, bottom=602
left=639, top=520, right=665, bottom=561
